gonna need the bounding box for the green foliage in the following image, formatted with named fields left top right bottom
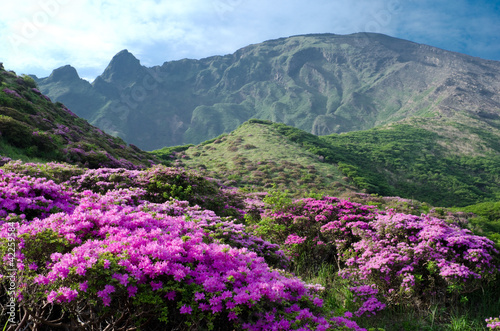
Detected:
left=460, top=201, right=500, bottom=247
left=265, top=121, right=500, bottom=206
left=152, top=144, right=194, bottom=162
left=21, top=75, right=37, bottom=89
left=262, top=184, right=293, bottom=210
left=0, top=115, right=33, bottom=148
left=35, top=33, right=500, bottom=151
left=463, top=201, right=500, bottom=222
left=0, top=66, right=158, bottom=168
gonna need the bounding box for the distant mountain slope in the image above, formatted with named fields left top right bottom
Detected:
left=0, top=63, right=157, bottom=168
left=154, top=119, right=500, bottom=207
left=36, top=33, right=500, bottom=150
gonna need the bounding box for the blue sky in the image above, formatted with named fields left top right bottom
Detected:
left=1, top=0, right=499, bottom=81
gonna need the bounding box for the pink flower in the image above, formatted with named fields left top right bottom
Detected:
left=150, top=281, right=162, bottom=291
left=180, top=304, right=192, bottom=314
left=97, top=285, right=115, bottom=306
left=165, top=291, right=176, bottom=300
left=79, top=281, right=88, bottom=292
left=284, top=234, right=307, bottom=245
left=127, top=286, right=138, bottom=298
left=113, top=273, right=129, bottom=286
left=312, top=297, right=323, bottom=307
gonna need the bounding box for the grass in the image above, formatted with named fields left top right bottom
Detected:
left=297, top=261, right=500, bottom=331
left=152, top=117, right=500, bottom=207
left=162, top=121, right=353, bottom=197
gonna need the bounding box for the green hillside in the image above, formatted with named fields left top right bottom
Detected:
left=153, top=120, right=353, bottom=197
left=0, top=63, right=157, bottom=168
left=154, top=119, right=500, bottom=207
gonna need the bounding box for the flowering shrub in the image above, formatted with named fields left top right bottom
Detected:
left=186, top=203, right=289, bottom=269
left=1, top=160, right=84, bottom=183
left=69, top=165, right=247, bottom=220
left=255, top=195, right=500, bottom=317
left=0, top=156, right=11, bottom=166
left=2, top=88, right=22, bottom=99
left=337, top=212, right=499, bottom=313
left=0, top=169, right=75, bottom=220
left=67, top=167, right=143, bottom=193
left=0, top=188, right=364, bottom=330
left=254, top=196, right=376, bottom=273
left=487, top=316, right=500, bottom=330
left=1, top=160, right=499, bottom=329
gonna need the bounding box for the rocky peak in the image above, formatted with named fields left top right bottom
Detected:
left=99, top=49, right=143, bottom=83
left=45, top=65, right=80, bottom=83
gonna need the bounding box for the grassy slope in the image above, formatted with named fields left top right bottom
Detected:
left=154, top=120, right=353, bottom=197
left=153, top=118, right=500, bottom=207
left=0, top=65, right=157, bottom=168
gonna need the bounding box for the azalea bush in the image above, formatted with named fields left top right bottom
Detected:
left=252, top=194, right=377, bottom=275
left=487, top=316, right=500, bottom=330
left=0, top=180, right=364, bottom=330
left=253, top=193, right=500, bottom=317
left=1, top=161, right=499, bottom=330
left=1, top=160, right=84, bottom=183
left=68, top=165, right=247, bottom=220
left=336, top=211, right=499, bottom=316
left=0, top=169, right=75, bottom=220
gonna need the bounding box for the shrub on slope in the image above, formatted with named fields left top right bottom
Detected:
left=252, top=194, right=500, bottom=317
left=0, top=163, right=365, bottom=330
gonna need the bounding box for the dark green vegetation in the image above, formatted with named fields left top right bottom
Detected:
left=36, top=33, right=500, bottom=150
left=459, top=201, right=500, bottom=246
left=0, top=63, right=157, bottom=168
left=155, top=119, right=500, bottom=207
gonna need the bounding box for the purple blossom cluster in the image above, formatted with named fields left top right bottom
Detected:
left=1, top=160, right=84, bottom=183
left=2, top=161, right=498, bottom=329
left=284, top=234, right=308, bottom=245
left=61, top=106, right=77, bottom=117
left=0, top=169, right=75, bottom=220
left=185, top=203, right=290, bottom=269
left=487, top=316, right=500, bottom=330
left=257, top=196, right=500, bottom=317
left=68, top=165, right=248, bottom=220
left=0, top=180, right=364, bottom=330
left=67, top=167, right=143, bottom=193
left=0, top=156, right=12, bottom=166
left=2, top=88, right=22, bottom=99
left=337, top=211, right=499, bottom=314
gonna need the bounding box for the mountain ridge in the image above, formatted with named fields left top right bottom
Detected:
left=35, top=32, right=500, bottom=150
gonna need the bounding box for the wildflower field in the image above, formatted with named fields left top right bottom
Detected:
left=1, top=161, right=499, bottom=330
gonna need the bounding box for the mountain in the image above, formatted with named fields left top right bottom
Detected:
left=0, top=62, right=157, bottom=168
left=35, top=33, right=500, bottom=150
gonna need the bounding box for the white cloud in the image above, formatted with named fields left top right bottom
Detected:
left=0, top=0, right=216, bottom=77
left=0, top=0, right=498, bottom=80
